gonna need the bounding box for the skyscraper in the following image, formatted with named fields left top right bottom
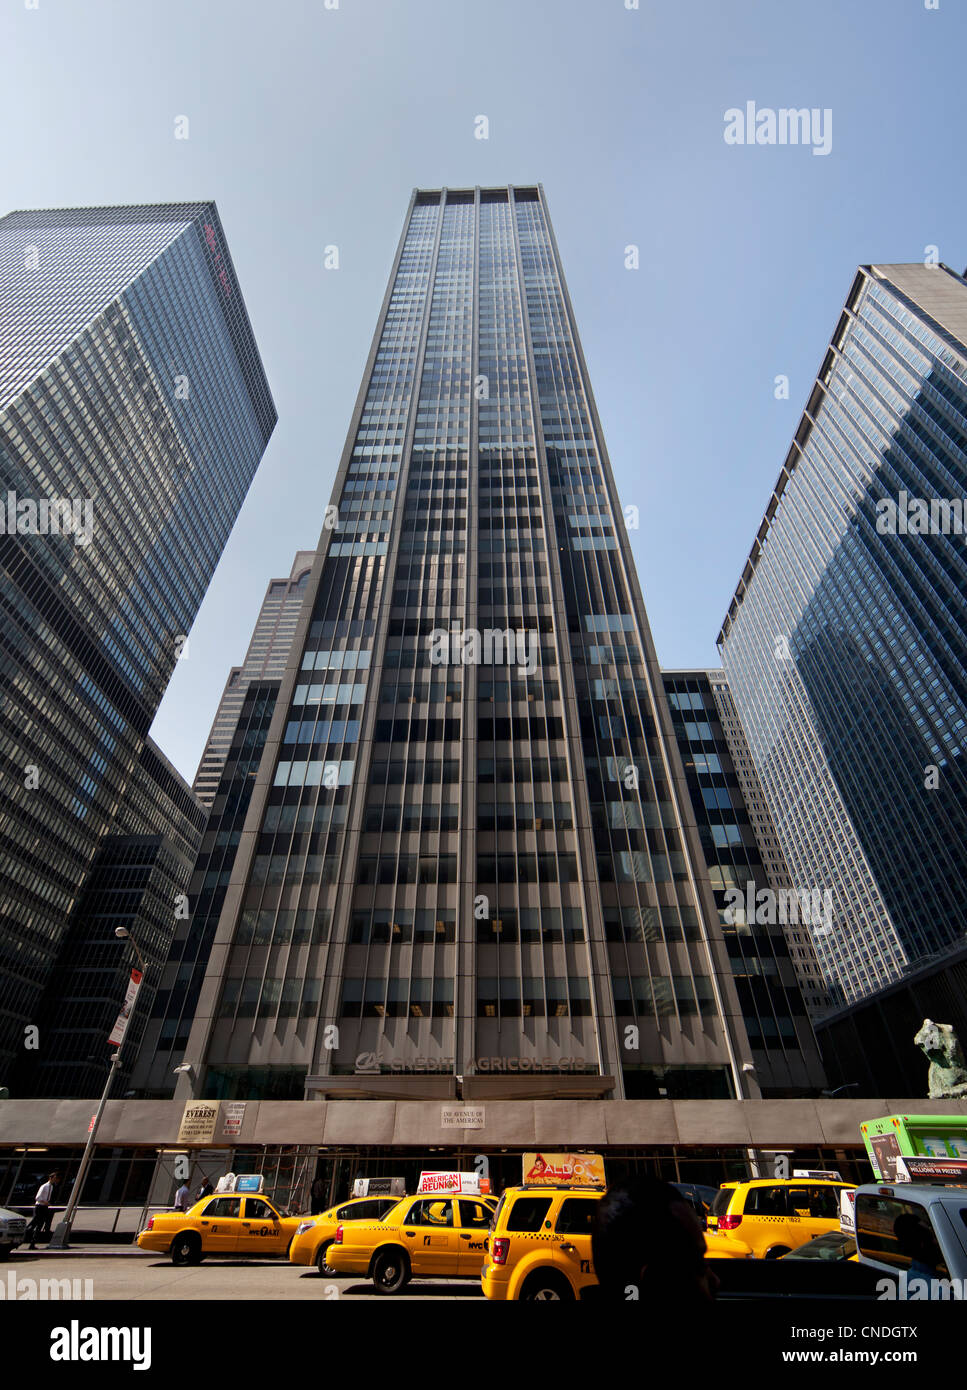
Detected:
left=0, top=203, right=276, bottom=1074
left=192, top=551, right=315, bottom=807
left=177, top=185, right=766, bottom=1115
left=720, top=263, right=967, bottom=1005
left=663, top=668, right=827, bottom=1093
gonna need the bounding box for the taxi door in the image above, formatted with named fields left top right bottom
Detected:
left=397, top=1197, right=456, bottom=1275
left=455, top=1198, right=493, bottom=1276
left=550, top=1196, right=599, bottom=1291
left=196, top=1196, right=243, bottom=1254
left=238, top=1197, right=288, bottom=1255
left=785, top=1185, right=841, bottom=1248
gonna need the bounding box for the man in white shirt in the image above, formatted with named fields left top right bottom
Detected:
left=26, top=1171, right=61, bottom=1248
left=174, top=1181, right=191, bottom=1212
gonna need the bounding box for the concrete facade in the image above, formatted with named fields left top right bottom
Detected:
left=0, top=1097, right=960, bottom=1151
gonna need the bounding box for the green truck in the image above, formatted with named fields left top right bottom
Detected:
left=861, top=1113, right=967, bottom=1181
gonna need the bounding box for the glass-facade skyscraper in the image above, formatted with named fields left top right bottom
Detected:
left=0, top=203, right=276, bottom=1075
left=720, top=262, right=967, bottom=1006
left=178, top=185, right=776, bottom=1108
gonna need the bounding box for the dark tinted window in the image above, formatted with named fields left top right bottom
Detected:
left=458, top=1200, right=494, bottom=1229
left=555, top=1198, right=599, bottom=1236
left=710, top=1187, right=735, bottom=1217
left=787, top=1186, right=838, bottom=1219
left=203, top=1197, right=241, bottom=1219
left=244, top=1198, right=277, bottom=1221
left=745, top=1186, right=787, bottom=1216
left=856, top=1195, right=949, bottom=1276
left=338, top=1199, right=382, bottom=1220
left=506, top=1197, right=552, bottom=1233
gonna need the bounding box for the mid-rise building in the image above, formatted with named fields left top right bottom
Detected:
left=0, top=202, right=275, bottom=1074
left=720, top=263, right=967, bottom=1005
left=16, top=739, right=206, bottom=1098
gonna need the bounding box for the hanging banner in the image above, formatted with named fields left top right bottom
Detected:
left=178, top=1102, right=220, bottom=1145
left=221, top=1102, right=247, bottom=1138
left=108, top=968, right=143, bottom=1046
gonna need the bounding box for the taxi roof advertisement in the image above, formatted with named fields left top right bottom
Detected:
left=417, top=1171, right=489, bottom=1195
left=522, top=1152, right=606, bottom=1186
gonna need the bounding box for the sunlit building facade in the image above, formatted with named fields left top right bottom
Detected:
left=0, top=202, right=275, bottom=1074
left=179, top=186, right=774, bottom=1108
left=720, top=263, right=967, bottom=1006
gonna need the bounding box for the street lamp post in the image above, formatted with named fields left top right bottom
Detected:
left=48, top=928, right=146, bottom=1250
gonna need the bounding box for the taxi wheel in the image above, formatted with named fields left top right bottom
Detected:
left=316, top=1241, right=337, bottom=1276
left=372, top=1249, right=410, bottom=1294
left=170, top=1233, right=203, bottom=1266
left=765, top=1246, right=791, bottom=1260
left=519, top=1270, right=574, bottom=1301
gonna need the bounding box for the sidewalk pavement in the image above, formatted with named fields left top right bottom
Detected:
left=11, top=1243, right=146, bottom=1257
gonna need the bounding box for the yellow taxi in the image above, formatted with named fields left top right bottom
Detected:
left=481, top=1183, right=603, bottom=1300
left=481, top=1182, right=754, bottom=1301
left=327, top=1191, right=497, bottom=1293
left=288, top=1195, right=400, bottom=1274
left=706, top=1178, right=855, bottom=1259
left=137, top=1193, right=304, bottom=1265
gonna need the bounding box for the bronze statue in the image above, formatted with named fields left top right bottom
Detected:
left=915, top=1019, right=967, bottom=1099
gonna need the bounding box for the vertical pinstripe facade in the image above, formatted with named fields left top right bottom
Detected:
left=181, top=187, right=762, bottom=1105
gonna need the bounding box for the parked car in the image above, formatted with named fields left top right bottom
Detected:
left=0, top=1206, right=26, bottom=1259
left=781, top=1230, right=857, bottom=1262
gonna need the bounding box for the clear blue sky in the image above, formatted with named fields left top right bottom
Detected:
left=2, top=0, right=964, bottom=783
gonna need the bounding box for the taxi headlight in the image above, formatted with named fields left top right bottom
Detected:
left=296, top=1221, right=315, bottom=1235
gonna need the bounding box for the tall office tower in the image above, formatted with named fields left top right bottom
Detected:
left=132, top=681, right=281, bottom=1098
left=705, top=670, right=830, bottom=1017
left=720, top=263, right=967, bottom=1006
left=663, top=669, right=826, bottom=1096
left=17, top=740, right=206, bottom=1098
left=0, top=203, right=276, bottom=1075
left=192, top=551, right=314, bottom=807
left=179, top=185, right=763, bottom=1112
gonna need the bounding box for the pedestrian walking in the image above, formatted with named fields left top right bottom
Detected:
left=174, top=1180, right=191, bottom=1212
left=196, top=1178, right=214, bottom=1201
left=26, top=1171, right=61, bottom=1249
